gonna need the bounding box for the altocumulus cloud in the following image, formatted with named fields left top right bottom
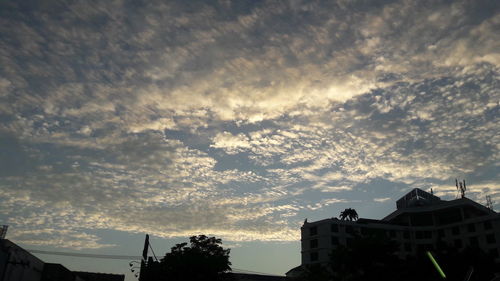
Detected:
left=0, top=0, right=499, bottom=249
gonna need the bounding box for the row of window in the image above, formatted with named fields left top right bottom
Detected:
left=464, top=234, right=497, bottom=245
left=310, top=248, right=499, bottom=263
left=308, top=237, right=350, bottom=249
left=445, top=221, right=493, bottom=236
left=308, top=233, right=496, bottom=249
left=309, top=242, right=499, bottom=263
left=310, top=252, right=318, bottom=261
left=413, top=235, right=497, bottom=251
left=308, top=220, right=494, bottom=238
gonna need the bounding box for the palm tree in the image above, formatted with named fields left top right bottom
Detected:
left=340, top=208, right=358, bottom=221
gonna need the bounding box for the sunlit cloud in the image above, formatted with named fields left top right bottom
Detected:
left=374, top=197, right=391, bottom=203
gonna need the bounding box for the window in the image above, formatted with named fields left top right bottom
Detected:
left=486, top=234, right=496, bottom=244
left=489, top=249, right=499, bottom=258
left=452, top=226, right=460, bottom=235
left=467, top=223, right=476, bottom=233
left=469, top=236, right=478, bottom=247
left=417, top=244, right=433, bottom=252
left=310, top=252, right=318, bottom=262
left=404, top=243, right=411, bottom=252
left=310, top=239, right=318, bottom=248
left=403, top=231, right=410, bottom=239
left=346, top=238, right=353, bottom=246
left=454, top=239, right=462, bottom=248
left=331, top=236, right=339, bottom=245
left=363, top=228, right=384, bottom=236
left=360, top=227, right=368, bottom=235
left=484, top=221, right=492, bottom=230
left=412, top=213, right=434, bottom=226
left=438, top=229, right=444, bottom=237
left=331, top=224, right=339, bottom=232
left=416, top=231, right=431, bottom=239
left=389, top=230, right=396, bottom=238
left=310, top=226, right=317, bottom=236
left=415, top=231, right=432, bottom=239
left=345, top=226, right=354, bottom=234
left=437, top=208, right=463, bottom=225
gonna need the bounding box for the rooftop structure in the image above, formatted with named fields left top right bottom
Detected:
left=395, top=188, right=441, bottom=209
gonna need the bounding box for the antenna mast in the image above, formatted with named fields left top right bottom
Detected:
left=455, top=179, right=466, bottom=198
left=0, top=225, right=8, bottom=239
left=486, top=195, right=494, bottom=211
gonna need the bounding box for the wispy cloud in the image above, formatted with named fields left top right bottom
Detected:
left=374, top=197, right=391, bottom=203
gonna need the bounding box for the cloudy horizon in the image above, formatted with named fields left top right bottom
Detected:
left=0, top=0, right=499, bottom=278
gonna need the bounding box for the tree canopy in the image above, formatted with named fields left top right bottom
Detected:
left=339, top=208, right=358, bottom=221
left=142, top=235, right=232, bottom=281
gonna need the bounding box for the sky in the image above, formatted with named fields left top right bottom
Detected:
left=0, top=0, right=499, bottom=280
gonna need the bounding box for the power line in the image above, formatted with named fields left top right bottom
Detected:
left=148, top=242, right=158, bottom=261
left=28, top=249, right=141, bottom=260
left=231, top=268, right=284, bottom=276
left=28, top=249, right=283, bottom=276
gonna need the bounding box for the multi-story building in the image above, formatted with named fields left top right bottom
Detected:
left=301, top=188, right=500, bottom=265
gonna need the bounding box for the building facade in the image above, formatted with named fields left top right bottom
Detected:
left=301, top=188, right=500, bottom=265
left=0, top=239, right=124, bottom=281
left=0, top=239, right=45, bottom=281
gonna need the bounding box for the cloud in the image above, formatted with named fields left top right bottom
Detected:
left=374, top=197, right=391, bottom=203
left=306, top=198, right=349, bottom=211
left=211, top=131, right=252, bottom=153
left=431, top=181, right=500, bottom=205
left=0, top=130, right=301, bottom=246
left=8, top=228, right=116, bottom=250
left=0, top=0, right=498, bottom=248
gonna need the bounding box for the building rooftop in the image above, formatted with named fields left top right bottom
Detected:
left=302, top=188, right=498, bottom=227
left=74, top=271, right=125, bottom=281
left=396, top=188, right=442, bottom=209
left=384, top=195, right=496, bottom=222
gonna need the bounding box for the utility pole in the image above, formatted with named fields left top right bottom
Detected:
left=139, top=234, right=149, bottom=281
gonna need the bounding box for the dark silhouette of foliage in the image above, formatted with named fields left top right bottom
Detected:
left=394, top=244, right=497, bottom=281
left=142, top=235, right=232, bottom=281
left=431, top=242, right=496, bottom=281
left=339, top=208, right=358, bottom=221
left=295, top=263, right=331, bottom=281
left=329, top=233, right=400, bottom=281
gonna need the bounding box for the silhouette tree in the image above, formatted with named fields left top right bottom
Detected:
left=327, top=233, right=497, bottom=281
left=144, top=235, right=232, bottom=281
left=295, top=263, right=331, bottom=281
left=431, top=242, right=497, bottom=281
left=339, top=208, right=358, bottom=221
left=329, top=233, right=400, bottom=281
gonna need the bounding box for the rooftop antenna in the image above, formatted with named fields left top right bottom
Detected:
left=456, top=179, right=466, bottom=198
left=0, top=225, right=8, bottom=239
left=486, top=195, right=494, bottom=211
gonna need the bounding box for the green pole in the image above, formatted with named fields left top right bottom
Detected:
left=426, top=251, right=446, bottom=279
